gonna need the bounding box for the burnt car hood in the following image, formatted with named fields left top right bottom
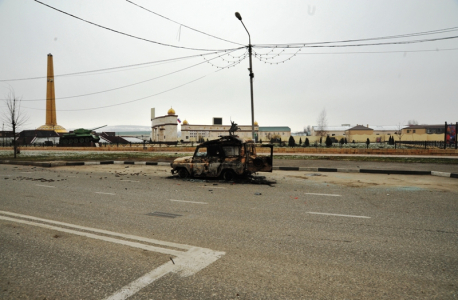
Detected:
left=173, top=156, right=193, bottom=164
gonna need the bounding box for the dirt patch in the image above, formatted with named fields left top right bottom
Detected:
left=280, top=171, right=458, bottom=192
left=287, top=175, right=309, bottom=180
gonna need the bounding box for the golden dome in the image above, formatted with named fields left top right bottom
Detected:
left=183, top=119, right=189, bottom=125
left=167, top=107, right=176, bottom=115
left=37, top=124, right=67, bottom=133
left=254, top=121, right=259, bottom=126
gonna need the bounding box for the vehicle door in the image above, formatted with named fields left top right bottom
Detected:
left=221, top=145, right=243, bottom=174
left=191, top=146, right=208, bottom=177
left=206, top=145, right=224, bottom=177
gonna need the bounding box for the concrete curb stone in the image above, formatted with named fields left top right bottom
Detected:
left=0, top=160, right=456, bottom=179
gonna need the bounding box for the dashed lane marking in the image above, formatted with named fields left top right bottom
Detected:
left=170, top=199, right=208, bottom=205
left=305, top=193, right=341, bottom=197
left=0, top=210, right=225, bottom=300
left=307, top=212, right=370, bottom=219
left=119, top=180, right=140, bottom=182
left=198, top=186, right=226, bottom=189
left=95, top=192, right=116, bottom=195
left=35, top=184, right=55, bottom=188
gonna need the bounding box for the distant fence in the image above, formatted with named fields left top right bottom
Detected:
left=3, top=141, right=180, bottom=148
left=2, top=139, right=458, bottom=151
left=395, top=140, right=457, bottom=149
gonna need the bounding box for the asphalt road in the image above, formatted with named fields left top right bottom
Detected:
left=1, top=164, right=457, bottom=299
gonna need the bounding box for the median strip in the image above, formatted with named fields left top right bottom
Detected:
left=1, top=160, right=456, bottom=179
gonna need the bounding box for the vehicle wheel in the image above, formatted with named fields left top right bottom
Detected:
left=85, top=137, right=90, bottom=143
left=178, top=168, right=190, bottom=179
left=222, top=169, right=236, bottom=181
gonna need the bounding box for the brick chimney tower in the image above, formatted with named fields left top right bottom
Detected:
left=37, top=54, right=67, bottom=133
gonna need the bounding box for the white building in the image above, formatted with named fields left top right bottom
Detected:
left=180, top=118, right=259, bottom=142
left=151, top=107, right=178, bottom=143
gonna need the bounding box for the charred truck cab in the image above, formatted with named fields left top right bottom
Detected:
left=171, top=135, right=273, bottom=181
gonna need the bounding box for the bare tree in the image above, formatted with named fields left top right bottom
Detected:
left=304, top=125, right=312, bottom=135
left=395, top=122, right=405, bottom=142
left=316, top=109, right=328, bottom=138
left=407, top=119, right=418, bottom=125
left=1, top=89, right=28, bottom=158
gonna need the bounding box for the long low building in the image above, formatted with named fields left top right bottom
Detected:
left=312, top=124, right=399, bottom=137
left=180, top=119, right=291, bottom=142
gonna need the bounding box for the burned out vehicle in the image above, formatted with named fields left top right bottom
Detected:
left=171, top=135, right=273, bottom=180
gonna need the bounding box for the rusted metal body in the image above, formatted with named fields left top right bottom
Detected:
left=171, top=135, right=273, bottom=180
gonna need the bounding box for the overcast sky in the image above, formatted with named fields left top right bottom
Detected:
left=0, top=0, right=457, bottom=132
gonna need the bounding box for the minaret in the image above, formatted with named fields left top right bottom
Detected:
left=37, top=54, right=67, bottom=132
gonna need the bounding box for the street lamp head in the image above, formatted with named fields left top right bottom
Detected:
left=235, top=12, right=242, bottom=21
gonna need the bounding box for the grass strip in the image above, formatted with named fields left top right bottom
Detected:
left=273, top=155, right=458, bottom=164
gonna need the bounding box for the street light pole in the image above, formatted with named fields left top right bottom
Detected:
left=235, top=12, right=256, bottom=142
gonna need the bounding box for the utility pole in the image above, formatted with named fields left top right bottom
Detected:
left=235, top=12, right=256, bottom=142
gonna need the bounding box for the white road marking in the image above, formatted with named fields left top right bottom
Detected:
left=198, top=186, right=226, bottom=189
left=170, top=199, right=208, bottom=205
left=0, top=215, right=183, bottom=256
left=306, top=212, right=370, bottom=219
left=35, top=184, right=55, bottom=188
left=95, top=192, right=116, bottom=195
left=0, top=210, right=225, bottom=300
left=0, top=210, right=191, bottom=250
left=106, top=247, right=222, bottom=300
left=305, top=193, right=341, bottom=197
left=20, top=172, right=33, bottom=173
left=120, top=180, right=139, bottom=182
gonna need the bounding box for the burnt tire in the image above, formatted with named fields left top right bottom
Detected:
left=178, top=168, right=190, bottom=179
left=222, top=169, right=236, bottom=181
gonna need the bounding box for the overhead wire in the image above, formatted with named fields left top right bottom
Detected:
left=253, top=47, right=458, bottom=65
left=33, top=0, right=241, bottom=52
left=260, top=47, right=458, bottom=56
left=254, top=48, right=301, bottom=65
left=22, top=72, right=213, bottom=111
left=14, top=49, right=245, bottom=101
left=254, top=26, right=458, bottom=48
left=126, top=0, right=243, bottom=46
left=254, top=35, right=458, bottom=49
left=202, top=51, right=248, bottom=69
left=0, top=50, right=244, bottom=82
left=20, top=49, right=242, bottom=110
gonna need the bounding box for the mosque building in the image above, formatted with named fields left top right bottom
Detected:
left=150, top=107, right=178, bottom=143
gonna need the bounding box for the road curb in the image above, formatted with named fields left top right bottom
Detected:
left=1, top=160, right=456, bottom=178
